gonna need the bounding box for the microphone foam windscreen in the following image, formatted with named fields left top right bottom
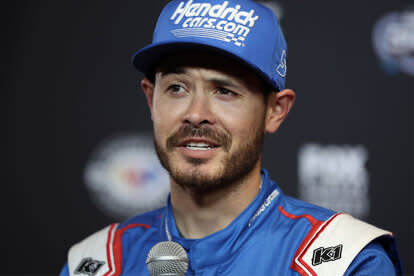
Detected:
left=146, top=241, right=189, bottom=276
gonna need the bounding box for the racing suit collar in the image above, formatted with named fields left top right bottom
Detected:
left=162, top=168, right=282, bottom=271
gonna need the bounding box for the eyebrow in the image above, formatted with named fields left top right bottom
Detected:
left=207, top=77, right=239, bottom=88
left=159, top=66, right=187, bottom=77
left=158, top=67, right=242, bottom=89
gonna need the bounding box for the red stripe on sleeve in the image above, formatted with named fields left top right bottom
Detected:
left=296, top=213, right=341, bottom=275
left=278, top=206, right=324, bottom=276
left=105, top=223, right=151, bottom=276
left=103, top=224, right=117, bottom=276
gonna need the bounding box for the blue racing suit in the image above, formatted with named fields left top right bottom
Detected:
left=60, top=169, right=402, bottom=275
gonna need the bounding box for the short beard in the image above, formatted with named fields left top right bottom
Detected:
left=154, top=116, right=266, bottom=194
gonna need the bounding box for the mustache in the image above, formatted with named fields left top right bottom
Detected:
left=166, top=124, right=231, bottom=151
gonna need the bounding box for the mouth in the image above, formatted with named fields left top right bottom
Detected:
left=178, top=139, right=220, bottom=151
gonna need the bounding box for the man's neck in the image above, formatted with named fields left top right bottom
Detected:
left=169, top=163, right=262, bottom=239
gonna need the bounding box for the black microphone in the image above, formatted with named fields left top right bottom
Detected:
left=146, top=241, right=189, bottom=276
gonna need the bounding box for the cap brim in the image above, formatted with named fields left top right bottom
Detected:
left=132, top=40, right=278, bottom=90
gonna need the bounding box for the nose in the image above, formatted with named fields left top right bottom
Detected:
left=182, top=92, right=216, bottom=127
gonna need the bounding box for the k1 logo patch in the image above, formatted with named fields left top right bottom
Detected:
left=74, top=258, right=105, bottom=276
left=312, top=244, right=343, bottom=266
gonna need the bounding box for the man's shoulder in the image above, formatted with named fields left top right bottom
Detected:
left=64, top=207, right=165, bottom=276
left=263, top=170, right=336, bottom=222
left=117, top=207, right=164, bottom=232
left=274, top=194, right=402, bottom=275
left=72, top=207, right=163, bottom=248
left=278, top=193, right=337, bottom=223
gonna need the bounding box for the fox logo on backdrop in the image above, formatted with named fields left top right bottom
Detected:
left=298, top=143, right=370, bottom=218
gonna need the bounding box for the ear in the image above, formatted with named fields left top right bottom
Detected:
left=265, top=89, right=296, bottom=133
left=141, top=78, right=155, bottom=119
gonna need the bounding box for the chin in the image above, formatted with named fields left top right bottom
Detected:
left=170, top=162, right=229, bottom=193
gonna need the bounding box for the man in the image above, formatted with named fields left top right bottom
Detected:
left=60, top=0, right=403, bottom=275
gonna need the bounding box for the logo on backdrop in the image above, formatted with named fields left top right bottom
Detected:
left=372, top=8, right=414, bottom=76
left=170, top=0, right=260, bottom=46
left=298, top=144, right=369, bottom=218
left=84, top=133, right=170, bottom=220
left=257, top=0, right=284, bottom=21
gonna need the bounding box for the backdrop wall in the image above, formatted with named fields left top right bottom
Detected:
left=4, top=0, right=413, bottom=274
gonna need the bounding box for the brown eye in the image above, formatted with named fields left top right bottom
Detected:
left=167, top=84, right=185, bottom=94
left=217, top=87, right=237, bottom=96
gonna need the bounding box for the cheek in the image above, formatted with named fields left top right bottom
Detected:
left=151, top=96, right=184, bottom=138
left=152, top=111, right=172, bottom=141
left=217, top=101, right=264, bottom=141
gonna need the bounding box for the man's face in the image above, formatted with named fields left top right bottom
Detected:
left=145, top=53, right=269, bottom=193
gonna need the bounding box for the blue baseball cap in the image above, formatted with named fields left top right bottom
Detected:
left=132, top=0, right=287, bottom=91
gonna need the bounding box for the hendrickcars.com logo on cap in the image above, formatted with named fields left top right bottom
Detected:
left=169, top=0, right=260, bottom=46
